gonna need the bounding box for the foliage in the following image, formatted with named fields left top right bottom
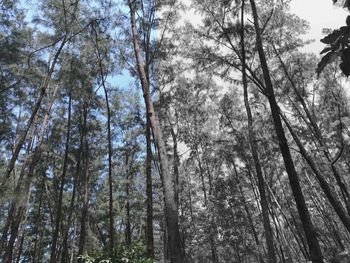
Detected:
left=317, top=1, right=350, bottom=76
left=78, top=242, right=154, bottom=263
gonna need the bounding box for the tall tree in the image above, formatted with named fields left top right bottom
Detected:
left=127, top=0, right=185, bottom=262
left=249, top=0, right=323, bottom=262
left=240, top=1, right=276, bottom=262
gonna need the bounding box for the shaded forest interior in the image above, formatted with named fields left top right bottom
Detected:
left=2, top=0, right=350, bottom=262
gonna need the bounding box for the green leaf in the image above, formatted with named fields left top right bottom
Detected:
left=340, top=48, right=350, bottom=76
left=320, top=27, right=347, bottom=44
left=320, top=47, right=332, bottom=54
left=316, top=52, right=338, bottom=75
left=344, top=0, right=350, bottom=10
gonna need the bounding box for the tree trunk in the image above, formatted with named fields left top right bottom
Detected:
left=274, top=46, right=350, bottom=215
left=0, top=37, right=67, bottom=190
left=61, top=157, right=79, bottom=262
left=2, top=84, right=58, bottom=262
left=125, top=151, right=132, bottom=248
left=32, top=171, right=46, bottom=263
left=240, top=1, right=276, bottom=262
left=92, top=26, right=115, bottom=251
left=3, top=154, right=36, bottom=263
left=170, top=127, right=180, bottom=209
left=50, top=90, right=72, bottom=263
left=127, top=1, right=184, bottom=262
left=281, top=113, right=350, bottom=234
left=146, top=118, right=154, bottom=258
left=61, top=112, right=83, bottom=262
left=78, top=106, right=90, bottom=258
left=249, top=1, right=323, bottom=262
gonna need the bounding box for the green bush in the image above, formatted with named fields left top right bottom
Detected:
left=77, top=242, right=154, bottom=263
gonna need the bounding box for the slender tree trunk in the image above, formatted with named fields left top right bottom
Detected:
left=3, top=155, right=35, bottom=263
left=275, top=178, right=310, bottom=260
left=240, top=1, right=276, bottom=262
left=61, top=163, right=79, bottom=262
left=281, top=113, right=350, bottom=233
left=50, top=90, right=72, bottom=263
left=62, top=114, right=83, bottom=262
left=231, top=159, right=265, bottom=263
left=92, top=26, right=115, bottom=251
left=274, top=46, right=350, bottom=215
left=127, top=1, right=184, bottom=262
left=170, top=127, right=180, bottom=209
left=2, top=84, right=58, bottom=262
left=249, top=1, right=323, bottom=262
left=1, top=37, right=67, bottom=190
left=32, top=171, right=46, bottom=263
left=71, top=219, right=77, bottom=263
left=146, top=118, right=154, bottom=258
left=78, top=106, right=90, bottom=257
left=106, top=88, right=115, bottom=252
left=125, top=152, right=132, bottom=248
left=14, top=231, right=25, bottom=263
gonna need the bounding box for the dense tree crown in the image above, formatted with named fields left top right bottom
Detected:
left=1, top=0, right=350, bottom=262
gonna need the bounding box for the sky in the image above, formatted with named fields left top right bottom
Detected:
left=290, top=0, right=348, bottom=54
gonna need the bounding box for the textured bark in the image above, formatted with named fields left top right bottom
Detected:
left=240, top=1, right=276, bottom=262
left=127, top=1, right=184, bottom=261
left=249, top=0, right=323, bottom=262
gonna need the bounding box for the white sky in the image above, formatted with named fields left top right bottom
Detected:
left=290, top=0, right=348, bottom=53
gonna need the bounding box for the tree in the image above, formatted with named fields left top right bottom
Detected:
left=127, top=0, right=185, bottom=262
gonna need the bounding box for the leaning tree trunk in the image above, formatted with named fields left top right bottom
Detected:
left=0, top=37, right=67, bottom=190
left=2, top=84, right=59, bottom=263
left=249, top=0, right=323, bottom=262
left=281, top=113, right=350, bottom=233
left=240, top=1, right=276, bottom=262
left=127, top=1, right=184, bottom=262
